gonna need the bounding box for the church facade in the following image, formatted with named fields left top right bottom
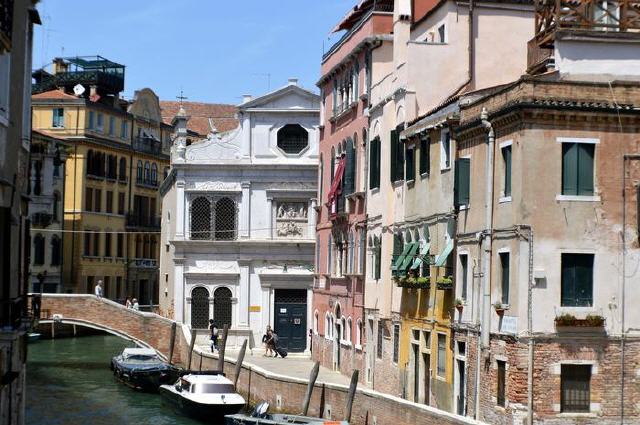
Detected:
left=160, top=80, right=319, bottom=353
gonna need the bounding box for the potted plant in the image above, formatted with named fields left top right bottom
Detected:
left=416, top=277, right=431, bottom=289
left=436, top=276, right=453, bottom=289
left=493, top=301, right=507, bottom=316
left=554, top=313, right=605, bottom=331
left=455, top=298, right=464, bottom=314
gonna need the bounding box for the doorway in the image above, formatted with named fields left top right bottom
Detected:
left=274, top=289, right=307, bottom=352
left=423, top=353, right=431, bottom=405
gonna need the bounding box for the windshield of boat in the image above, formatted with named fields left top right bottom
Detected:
left=194, top=383, right=236, bottom=394
left=124, top=354, right=160, bottom=362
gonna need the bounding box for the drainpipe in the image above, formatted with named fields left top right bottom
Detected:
left=480, top=108, right=494, bottom=349
left=524, top=225, right=534, bottom=425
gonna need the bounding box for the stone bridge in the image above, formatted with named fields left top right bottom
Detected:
left=39, top=294, right=186, bottom=364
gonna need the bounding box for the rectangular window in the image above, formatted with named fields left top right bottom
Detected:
left=393, top=324, right=400, bottom=363
left=500, top=252, right=510, bottom=305
left=84, top=232, right=91, bottom=256
left=93, top=232, right=100, bottom=257
left=120, top=120, right=128, bottom=139
left=419, top=137, right=430, bottom=175
left=86, top=276, right=94, bottom=294
left=377, top=321, right=384, bottom=359
left=105, top=233, right=112, bottom=257
left=562, top=143, right=594, bottom=196
left=502, top=145, right=512, bottom=197
left=423, top=331, right=431, bottom=351
left=441, top=130, right=451, bottom=170
left=94, top=189, right=102, bottom=212
left=117, top=233, right=124, bottom=257
left=437, top=334, right=446, bottom=377
left=106, top=191, right=113, bottom=214
left=390, top=125, right=405, bottom=182
left=406, top=146, right=415, bottom=182
left=116, top=276, right=123, bottom=299
left=561, top=253, right=594, bottom=307
left=369, top=137, right=381, bottom=190
left=561, top=364, right=591, bottom=413
left=497, top=360, right=506, bottom=407
left=118, top=192, right=125, bottom=215
left=108, top=116, right=115, bottom=136
left=454, top=158, right=470, bottom=207
left=88, top=111, right=95, bottom=129
left=85, top=188, right=93, bottom=212
left=460, top=254, right=468, bottom=300
left=374, top=241, right=381, bottom=279
left=96, top=113, right=104, bottom=132
left=52, top=108, right=64, bottom=128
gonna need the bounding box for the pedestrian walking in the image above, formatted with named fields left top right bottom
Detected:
left=262, top=325, right=274, bottom=357
left=94, top=280, right=103, bottom=298
left=132, top=298, right=139, bottom=311
left=125, top=298, right=132, bottom=309
left=209, top=319, right=219, bottom=352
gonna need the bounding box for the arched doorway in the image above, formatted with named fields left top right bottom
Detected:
left=213, top=287, right=232, bottom=328
left=190, top=287, right=210, bottom=329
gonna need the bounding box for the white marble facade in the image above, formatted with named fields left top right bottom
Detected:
left=160, top=80, right=319, bottom=352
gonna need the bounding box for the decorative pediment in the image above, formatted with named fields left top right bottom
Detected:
left=240, top=85, right=320, bottom=111
left=185, top=128, right=242, bottom=161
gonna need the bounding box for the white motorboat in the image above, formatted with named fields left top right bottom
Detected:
left=159, top=372, right=245, bottom=420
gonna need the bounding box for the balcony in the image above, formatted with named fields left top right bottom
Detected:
left=0, top=0, right=12, bottom=53
left=31, top=212, right=53, bottom=227
left=136, top=177, right=158, bottom=189
left=125, top=213, right=160, bottom=230
left=133, top=136, right=162, bottom=156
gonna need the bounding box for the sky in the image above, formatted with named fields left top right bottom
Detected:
left=33, top=1, right=355, bottom=105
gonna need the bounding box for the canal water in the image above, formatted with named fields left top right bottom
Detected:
left=26, top=334, right=215, bottom=425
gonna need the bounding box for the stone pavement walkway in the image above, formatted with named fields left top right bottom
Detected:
left=197, top=345, right=352, bottom=386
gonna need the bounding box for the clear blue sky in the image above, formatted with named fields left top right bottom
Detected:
left=33, top=1, right=354, bottom=105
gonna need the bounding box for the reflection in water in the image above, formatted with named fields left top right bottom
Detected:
left=26, top=335, right=208, bottom=425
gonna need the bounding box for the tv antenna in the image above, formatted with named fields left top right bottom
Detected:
left=176, top=89, right=188, bottom=107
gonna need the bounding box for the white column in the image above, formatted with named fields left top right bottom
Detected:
left=267, top=196, right=274, bottom=239
left=306, top=286, right=313, bottom=353
left=174, top=258, right=185, bottom=323
left=241, top=181, right=250, bottom=239
left=238, top=262, right=250, bottom=327
left=261, top=283, right=271, bottom=332
left=308, top=198, right=317, bottom=239
left=241, top=113, right=251, bottom=159
left=175, top=179, right=186, bottom=240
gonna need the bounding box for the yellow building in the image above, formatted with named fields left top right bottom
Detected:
left=31, top=56, right=171, bottom=307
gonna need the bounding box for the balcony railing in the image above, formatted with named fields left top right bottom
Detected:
left=0, top=0, right=13, bottom=53
left=125, top=213, right=160, bottom=229
left=130, top=259, right=158, bottom=268
left=133, top=136, right=162, bottom=155
left=534, top=0, right=640, bottom=46
left=31, top=212, right=53, bottom=227
left=136, top=177, right=158, bottom=188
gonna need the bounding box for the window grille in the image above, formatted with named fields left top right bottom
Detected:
left=214, top=287, right=232, bottom=327
left=274, top=289, right=306, bottom=304
left=393, top=324, right=400, bottom=363
left=277, top=124, right=309, bottom=154
left=561, top=365, right=591, bottom=413
left=190, top=287, right=210, bottom=329
left=190, top=196, right=237, bottom=241
left=377, top=321, right=384, bottom=359
left=190, top=197, right=212, bottom=240
left=215, top=197, right=237, bottom=240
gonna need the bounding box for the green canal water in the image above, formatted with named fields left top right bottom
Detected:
left=26, top=334, right=214, bottom=425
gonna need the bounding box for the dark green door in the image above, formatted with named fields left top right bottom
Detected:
left=274, top=289, right=307, bottom=353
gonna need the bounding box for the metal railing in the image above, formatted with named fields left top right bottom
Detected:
left=133, top=136, right=162, bottom=155
left=125, top=213, right=161, bottom=229
left=130, top=259, right=158, bottom=268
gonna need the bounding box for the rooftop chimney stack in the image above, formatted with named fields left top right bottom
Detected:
left=242, top=94, right=253, bottom=104
left=288, top=78, right=299, bottom=86
left=52, top=58, right=68, bottom=75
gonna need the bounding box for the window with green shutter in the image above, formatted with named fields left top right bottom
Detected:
left=390, top=129, right=397, bottom=182
left=562, top=143, right=594, bottom=196
left=369, top=137, right=380, bottom=190
left=502, top=145, right=512, bottom=197
left=344, top=140, right=355, bottom=195
left=454, top=158, right=471, bottom=207
left=420, top=137, right=430, bottom=175
left=374, top=237, right=382, bottom=279
left=561, top=253, right=594, bottom=307
left=500, top=252, right=510, bottom=305
left=406, top=146, right=415, bottom=182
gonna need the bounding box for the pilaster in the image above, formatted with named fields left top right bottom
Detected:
left=173, top=257, right=185, bottom=323
left=175, top=179, right=186, bottom=239
left=240, top=181, right=251, bottom=238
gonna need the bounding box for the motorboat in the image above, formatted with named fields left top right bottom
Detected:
left=226, top=402, right=349, bottom=425
left=110, top=347, right=180, bottom=391
left=160, top=371, right=246, bottom=420
left=27, top=332, right=41, bottom=343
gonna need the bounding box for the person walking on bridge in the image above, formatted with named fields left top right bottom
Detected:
left=94, top=280, right=103, bottom=298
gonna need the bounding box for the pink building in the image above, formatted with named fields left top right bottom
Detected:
left=313, top=0, right=393, bottom=380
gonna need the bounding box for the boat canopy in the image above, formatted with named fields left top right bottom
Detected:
left=122, top=348, right=158, bottom=358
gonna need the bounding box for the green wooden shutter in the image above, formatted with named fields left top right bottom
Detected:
left=406, top=147, right=415, bottom=181
left=561, top=254, right=575, bottom=307
left=344, top=141, right=355, bottom=195
left=503, top=145, right=512, bottom=197
left=420, top=138, right=429, bottom=175
left=396, top=124, right=405, bottom=181
left=375, top=239, right=381, bottom=279
left=454, top=158, right=471, bottom=207
left=390, top=129, right=397, bottom=182
left=562, top=143, right=578, bottom=196
left=374, top=137, right=381, bottom=189
left=575, top=254, right=593, bottom=307
left=500, top=253, right=510, bottom=305
left=577, top=144, right=594, bottom=196
left=370, top=137, right=380, bottom=190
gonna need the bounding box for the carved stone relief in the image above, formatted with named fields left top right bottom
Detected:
left=276, top=202, right=308, bottom=238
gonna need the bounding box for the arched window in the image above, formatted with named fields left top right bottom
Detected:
left=190, top=197, right=211, bottom=240
left=151, top=163, right=158, bottom=184
left=340, top=316, right=347, bottom=342
left=191, top=287, right=210, bottom=329
left=119, top=157, right=126, bottom=181
left=346, top=317, right=352, bottom=343
left=51, top=235, right=61, bottom=266
left=277, top=124, right=308, bottom=154
left=314, top=310, right=319, bottom=335
left=215, top=197, right=237, bottom=241
left=136, top=160, right=143, bottom=182
left=213, top=287, right=232, bottom=327
left=356, top=319, right=363, bottom=347
left=335, top=304, right=342, bottom=340
left=144, top=161, right=151, bottom=183
left=330, top=146, right=336, bottom=183
left=34, top=234, right=45, bottom=265
left=53, top=191, right=60, bottom=221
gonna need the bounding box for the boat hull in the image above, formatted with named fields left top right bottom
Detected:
left=160, top=386, right=244, bottom=420
left=111, top=359, right=180, bottom=392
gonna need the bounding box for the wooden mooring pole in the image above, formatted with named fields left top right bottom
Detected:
left=344, top=369, right=359, bottom=423
left=187, top=328, right=197, bottom=370
left=217, top=324, right=229, bottom=373
left=168, top=322, right=177, bottom=365
left=233, top=340, right=247, bottom=388
left=302, top=361, right=320, bottom=416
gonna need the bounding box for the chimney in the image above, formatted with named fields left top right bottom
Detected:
left=242, top=94, right=253, bottom=104
left=89, top=85, right=98, bottom=97
left=52, top=58, right=68, bottom=75
left=288, top=78, right=299, bottom=86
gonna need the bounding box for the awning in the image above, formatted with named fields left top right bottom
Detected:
left=327, top=158, right=346, bottom=204
left=399, top=242, right=420, bottom=273
left=434, top=237, right=454, bottom=267
left=411, top=242, right=431, bottom=270
left=392, top=243, right=413, bottom=273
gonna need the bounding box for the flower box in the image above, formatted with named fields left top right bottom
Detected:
left=554, top=314, right=605, bottom=332
left=436, top=276, right=453, bottom=290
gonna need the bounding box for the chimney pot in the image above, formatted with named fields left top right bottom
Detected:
left=242, top=94, right=253, bottom=104
left=288, top=78, right=299, bottom=86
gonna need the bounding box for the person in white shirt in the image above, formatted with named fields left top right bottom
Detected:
left=94, top=281, right=103, bottom=298
left=132, top=298, right=139, bottom=311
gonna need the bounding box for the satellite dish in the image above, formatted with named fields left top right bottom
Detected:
left=73, top=84, right=86, bottom=96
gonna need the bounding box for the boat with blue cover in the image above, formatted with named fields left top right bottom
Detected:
left=110, top=347, right=180, bottom=391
